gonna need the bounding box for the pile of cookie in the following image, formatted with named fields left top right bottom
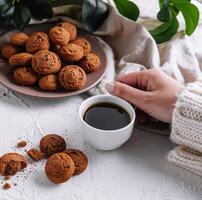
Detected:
left=0, top=134, right=88, bottom=189
left=0, top=22, right=101, bottom=91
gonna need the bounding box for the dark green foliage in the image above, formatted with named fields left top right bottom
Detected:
left=0, top=0, right=200, bottom=44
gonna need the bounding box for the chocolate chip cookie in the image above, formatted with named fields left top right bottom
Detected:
left=26, top=32, right=50, bottom=54
left=63, top=149, right=88, bottom=175
left=32, top=50, right=61, bottom=75
left=49, top=26, right=70, bottom=45
left=79, top=53, right=101, bottom=73
left=57, top=22, right=77, bottom=41
left=1, top=43, right=21, bottom=60
left=0, top=153, right=27, bottom=176
left=10, top=32, right=29, bottom=46
left=45, top=153, right=75, bottom=184
left=59, top=65, right=87, bottom=90
left=72, top=37, right=91, bottom=55
left=9, top=53, right=33, bottom=67
left=57, top=43, right=84, bottom=62
left=13, top=67, right=38, bottom=86
left=40, top=134, right=66, bottom=157
left=38, top=74, right=60, bottom=91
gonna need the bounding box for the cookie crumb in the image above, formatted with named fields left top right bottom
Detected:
left=27, top=148, right=45, bottom=161
left=3, top=183, right=11, bottom=190
left=4, top=176, right=10, bottom=180
left=17, top=141, right=27, bottom=148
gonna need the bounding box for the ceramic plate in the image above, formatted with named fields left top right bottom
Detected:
left=0, top=23, right=107, bottom=98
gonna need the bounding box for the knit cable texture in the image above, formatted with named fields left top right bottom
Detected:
left=168, top=81, right=202, bottom=176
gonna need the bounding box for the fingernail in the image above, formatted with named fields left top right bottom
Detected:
left=105, top=82, right=115, bottom=93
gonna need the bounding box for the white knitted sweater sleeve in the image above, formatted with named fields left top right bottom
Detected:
left=168, top=81, right=202, bottom=176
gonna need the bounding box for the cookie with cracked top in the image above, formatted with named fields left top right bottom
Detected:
left=40, top=134, right=66, bottom=157
left=63, top=149, right=88, bottom=175
left=45, top=152, right=75, bottom=184
left=0, top=153, right=27, bottom=176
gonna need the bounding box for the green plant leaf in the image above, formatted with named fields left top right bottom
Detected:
left=157, top=5, right=172, bottom=22
left=0, top=0, right=14, bottom=26
left=150, top=19, right=173, bottom=36
left=25, top=0, right=53, bottom=19
left=171, top=0, right=190, bottom=3
left=170, top=6, right=179, bottom=16
left=0, top=8, right=14, bottom=26
left=13, top=1, right=31, bottom=31
left=150, top=17, right=179, bottom=43
left=113, top=0, right=139, bottom=21
left=50, top=0, right=83, bottom=7
left=0, top=0, right=12, bottom=13
left=173, top=2, right=199, bottom=35
left=159, top=0, right=164, bottom=8
left=82, top=0, right=109, bottom=32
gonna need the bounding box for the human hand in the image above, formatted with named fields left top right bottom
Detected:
left=105, top=68, right=184, bottom=123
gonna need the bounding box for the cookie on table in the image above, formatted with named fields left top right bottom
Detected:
left=40, top=134, right=66, bottom=157
left=13, top=67, right=38, bottom=86
left=10, top=32, right=29, bottom=46
left=63, top=149, right=88, bottom=175
left=26, top=32, right=50, bottom=54
left=79, top=53, right=101, bottom=73
left=72, top=37, right=91, bottom=55
left=0, top=153, right=27, bottom=176
left=9, top=53, right=33, bottom=67
left=32, top=50, right=61, bottom=75
left=59, top=65, right=87, bottom=90
left=45, top=153, right=75, bottom=184
left=1, top=43, right=21, bottom=60
left=57, top=43, right=84, bottom=62
left=38, top=74, right=59, bottom=91
left=27, top=148, right=45, bottom=161
left=49, top=26, right=70, bottom=46
left=57, top=22, right=77, bottom=41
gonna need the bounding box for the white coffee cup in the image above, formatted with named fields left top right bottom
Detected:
left=79, top=95, right=136, bottom=150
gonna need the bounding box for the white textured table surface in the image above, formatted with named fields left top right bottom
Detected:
left=0, top=85, right=202, bottom=200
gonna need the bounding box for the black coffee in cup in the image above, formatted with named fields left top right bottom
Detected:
left=83, top=102, right=130, bottom=130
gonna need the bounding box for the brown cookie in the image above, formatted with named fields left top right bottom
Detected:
left=38, top=74, right=59, bottom=91
left=1, top=43, right=21, bottom=60
left=13, top=67, right=38, bottom=86
left=40, top=134, right=66, bottom=157
left=72, top=37, right=91, bottom=55
left=9, top=53, right=33, bottom=67
left=45, top=153, right=75, bottom=184
left=32, top=50, right=61, bottom=75
left=10, top=32, right=29, bottom=46
left=57, top=22, right=77, bottom=41
left=57, top=43, right=84, bottom=62
left=27, top=148, right=45, bottom=161
left=49, top=26, right=70, bottom=46
left=59, top=65, right=87, bottom=90
left=0, top=153, right=27, bottom=176
left=26, top=32, right=50, bottom=54
left=79, top=53, right=101, bottom=73
left=63, top=149, right=88, bottom=175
